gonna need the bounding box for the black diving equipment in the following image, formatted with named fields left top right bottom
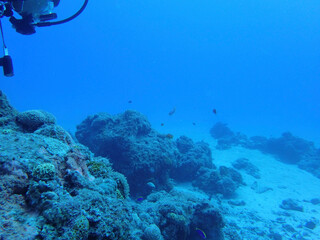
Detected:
left=0, top=51, right=14, bottom=77
left=0, top=0, right=88, bottom=77
left=0, top=18, right=13, bottom=76
left=5, top=0, right=89, bottom=35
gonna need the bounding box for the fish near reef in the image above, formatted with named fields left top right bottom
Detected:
left=195, top=228, right=207, bottom=239
left=168, top=107, right=176, bottom=116
left=165, top=133, right=174, bottom=139
left=212, top=108, right=217, bottom=114
left=136, top=196, right=144, bottom=202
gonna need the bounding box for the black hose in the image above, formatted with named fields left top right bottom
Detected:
left=0, top=19, right=7, bottom=50
left=36, top=0, right=88, bottom=27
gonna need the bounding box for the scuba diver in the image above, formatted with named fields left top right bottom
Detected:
left=0, top=0, right=88, bottom=76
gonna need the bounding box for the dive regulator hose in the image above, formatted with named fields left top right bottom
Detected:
left=36, top=0, right=89, bottom=27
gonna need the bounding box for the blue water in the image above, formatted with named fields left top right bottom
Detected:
left=1, top=0, right=319, bottom=144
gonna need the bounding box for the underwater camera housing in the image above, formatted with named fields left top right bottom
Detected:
left=0, top=0, right=88, bottom=77
left=0, top=52, right=13, bottom=77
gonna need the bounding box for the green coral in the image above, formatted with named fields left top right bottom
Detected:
left=87, top=161, right=110, bottom=178
left=44, top=138, right=70, bottom=157
left=87, top=158, right=130, bottom=199
left=0, top=128, right=14, bottom=135
left=113, top=172, right=130, bottom=199
left=71, top=215, right=89, bottom=240
left=116, top=189, right=124, bottom=199
left=167, top=212, right=187, bottom=226
left=61, top=215, right=89, bottom=240
left=33, top=163, right=56, bottom=181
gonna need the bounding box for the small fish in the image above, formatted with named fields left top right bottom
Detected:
left=168, top=107, right=176, bottom=116
left=165, top=133, right=174, bottom=139
left=136, top=196, right=144, bottom=202
left=161, top=123, right=164, bottom=126
left=192, top=122, right=196, bottom=126
left=212, top=108, right=217, bottom=114
left=128, top=100, right=132, bottom=104
left=195, top=228, right=206, bottom=239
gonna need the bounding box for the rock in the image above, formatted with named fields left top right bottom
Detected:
left=228, top=200, right=246, bottom=206
left=247, top=132, right=318, bottom=168
left=305, top=220, right=317, bottom=229
left=210, top=122, right=235, bottom=140
left=193, top=167, right=241, bottom=197
left=210, top=122, right=247, bottom=150
left=219, top=166, right=244, bottom=186
left=34, top=124, right=73, bottom=145
left=176, top=136, right=194, bottom=154
left=76, top=110, right=177, bottom=195
left=143, top=224, right=163, bottom=240
left=0, top=91, right=19, bottom=129
left=269, top=232, right=282, bottom=240
left=310, top=198, right=320, bottom=205
left=282, top=224, right=295, bottom=232
left=16, top=110, right=56, bottom=132
left=232, top=158, right=261, bottom=179
left=280, top=199, right=304, bottom=212
left=210, top=123, right=320, bottom=180
left=0, top=90, right=18, bottom=118
left=251, top=181, right=273, bottom=194
left=172, top=138, right=214, bottom=182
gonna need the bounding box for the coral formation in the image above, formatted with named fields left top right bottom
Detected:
left=210, top=122, right=320, bottom=179
left=192, top=166, right=243, bottom=197
left=16, top=110, right=56, bottom=132
left=173, top=136, right=214, bottom=182
left=76, top=110, right=179, bottom=196
left=0, top=91, right=225, bottom=240
left=32, top=163, right=56, bottom=181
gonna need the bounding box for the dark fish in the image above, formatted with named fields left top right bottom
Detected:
left=136, top=197, right=144, bottom=202
left=195, top=228, right=206, bottom=239
left=128, top=100, right=132, bottom=104
left=168, top=107, right=176, bottom=116
left=192, top=122, right=196, bottom=126
left=161, top=123, right=164, bottom=126
left=212, top=108, right=217, bottom=114
left=166, top=133, right=174, bottom=139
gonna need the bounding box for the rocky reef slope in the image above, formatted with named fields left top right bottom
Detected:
left=0, top=90, right=225, bottom=240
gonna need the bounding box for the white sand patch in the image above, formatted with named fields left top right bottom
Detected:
left=209, top=144, right=320, bottom=239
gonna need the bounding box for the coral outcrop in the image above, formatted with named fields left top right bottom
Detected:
left=76, top=111, right=242, bottom=198
left=210, top=122, right=320, bottom=178
left=0, top=91, right=225, bottom=240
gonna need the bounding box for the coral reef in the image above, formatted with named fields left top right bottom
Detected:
left=16, top=110, right=56, bottom=132
left=192, top=166, right=243, bottom=197
left=76, top=113, right=225, bottom=198
left=210, top=122, right=320, bottom=179
left=76, top=111, right=179, bottom=196
left=172, top=136, right=214, bottom=182
left=138, top=189, right=224, bottom=240
left=0, top=91, right=225, bottom=240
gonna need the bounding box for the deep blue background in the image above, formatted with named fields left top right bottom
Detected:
left=1, top=0, right=319, bottom=144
